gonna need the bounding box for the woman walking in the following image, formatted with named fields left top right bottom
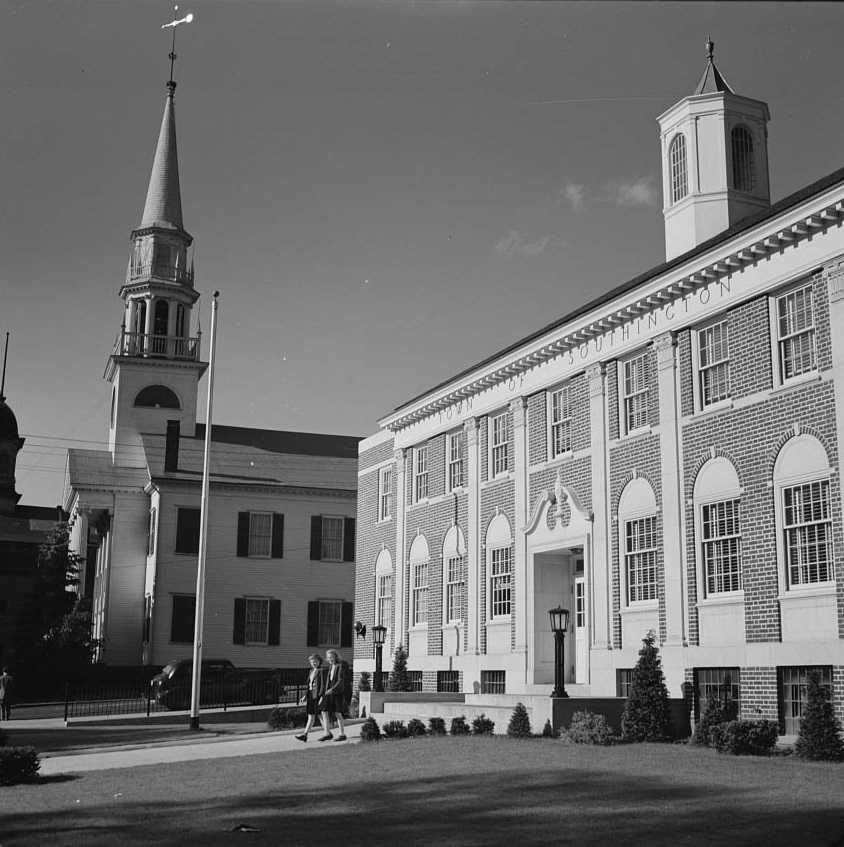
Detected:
left=321, top=649, right=347, bottom=742
left=295, top=654, right=329, bottom=742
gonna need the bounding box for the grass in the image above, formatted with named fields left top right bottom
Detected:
left=3, top=737, right=844, bottom=846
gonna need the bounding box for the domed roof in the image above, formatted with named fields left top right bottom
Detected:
left=0, top=396, right=19, bottom=438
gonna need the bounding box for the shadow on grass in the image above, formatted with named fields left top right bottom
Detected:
left=5, top=763, right=844, bottom=846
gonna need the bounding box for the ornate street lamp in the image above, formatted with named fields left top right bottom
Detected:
left=372, top=624, right=387, bottom=693
left=549, top=606, right=570, bottom=698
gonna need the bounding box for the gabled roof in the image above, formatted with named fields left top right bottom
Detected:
left=194, top=424, right=362, bottom=459
left=66, top=449, right=151, bottom=490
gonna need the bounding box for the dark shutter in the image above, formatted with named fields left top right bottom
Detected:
left=310, top=516, right=322, bottom=560
left=268, top=599, right=281, bottom=646
left=175, top=508, right=201, bottom=554
left=233, top=598, right=246, bottom=645
left=306, top=601, right=319, bottom=646
left=171, top=595, right=196, bottom=643
left=340, top=601, right=353, bottom=647
left=236, top=512, right=250, bottom=557
left=342, top=517, right=356, bottom=562
left=142, top=596, right=151, bottom=643
left=271, top=513, right=285, bottom=559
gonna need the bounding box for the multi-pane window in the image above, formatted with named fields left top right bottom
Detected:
left=698, top=321, right=731, bottom=407
left=670, top=134, right=688, bottom=203
left=777, top=285, right=816, bottom=381
left=318, top=600, right=341, bottom=645
left=491, top=412, right=509, bottom=476
left=783, top=480, right=833, bottom=586
left=248, top=512, right=272, bottom=558
left=412, top=562, right=429, bottom=626
left=702, top=499, right=742, bottom=594
left=379, top=468, right=393, bottom=521
left=445, top=556, right=465, bottom=624
left=625, top=516, right=657, bottom=603
left=779, top=666, right=833, bottom=735
left=623, top=355, right=649, bottom=433
left=550, top=386, right=572, bottom=457
left=437, top=670, right=460, bottom=693
left=377, top=574, right=392, bottom=628
left=448, top=432, right=464, bottom=491
left=244, top=598, right=269, bottom=644
left=731, top=127, right=755, bottom=192
left=617, top=669, right=634, bottom=698
left=321, top=516, right=344, bottom=561
left=415, top=445, right=429, bottom=502
left=481, top=670, right=506, bottom=694
left=490, top=547, right=513, bottom=617
left=695, top=667, right=740, bottom=722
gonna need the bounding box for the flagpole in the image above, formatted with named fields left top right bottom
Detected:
left=190, top=290, right=219, bottom=731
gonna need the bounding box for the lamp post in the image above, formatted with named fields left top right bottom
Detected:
left=372, top=624, right=387, bottom=692
left=549, top=606, right=570, bottom=698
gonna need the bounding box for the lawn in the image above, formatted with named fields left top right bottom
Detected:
left=3, top=737, right=844, bottom=846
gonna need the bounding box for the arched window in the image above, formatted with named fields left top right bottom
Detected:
left=485, top=514, right=513, bottom=619
left=669, top=134, right=688, bottom=203
left=133, top=299, right=147, bottom=335
left=374, top=548, right=393, bottom=629
left=774, top=435, right=833, bottom=589
left=134, top=384, right=181, bottom=409
left=731, top=126, right=755, bottom=192
left=442, top=526, right=466, bottom=625
left=618, top=477, right=658, bottom=605
left=153, top=300, right=169, bottom=337
left=694, top=457, right=742, bottom=597
left=409, top=534, right=430, bottom=627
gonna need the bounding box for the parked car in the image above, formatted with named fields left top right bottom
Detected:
left=151, top=659, right=247, bottom=710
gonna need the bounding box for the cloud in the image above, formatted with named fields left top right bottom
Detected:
left=494, top=230, right=551, bottom=258
left=608, top=178, right=657, bottom=206
left=560, top=183, right=586, bottom=211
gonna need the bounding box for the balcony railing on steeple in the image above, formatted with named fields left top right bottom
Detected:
left=113, top=328, right=201, bottom=361
left=126, top=261, right=194, bottom=287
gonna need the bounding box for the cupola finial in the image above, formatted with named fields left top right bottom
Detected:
left=162, top=5, right=194, bottom=93
left=706, top=38, right=715, bottom=62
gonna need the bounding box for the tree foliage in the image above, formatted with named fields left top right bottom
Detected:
left=507, top=702, right=532, bottom=738
left=621, top=631, right=672, bottom=742
left=794, top=670, right=844, bottom=762
left=388, top=643, right=412, bottom=692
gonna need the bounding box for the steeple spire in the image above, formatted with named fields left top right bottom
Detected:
left=139, top=86, right=184, bottom=231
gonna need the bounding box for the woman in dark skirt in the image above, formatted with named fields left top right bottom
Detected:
left=320, top=649, right=347, bottom=742
left=295, top=653, right=329, bottom=742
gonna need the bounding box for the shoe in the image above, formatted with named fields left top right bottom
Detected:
left=318, top=733, right=334, bottom=742
left=334, top=735, right=347, bottom=742
left=294, top=734, right=308, bottom=742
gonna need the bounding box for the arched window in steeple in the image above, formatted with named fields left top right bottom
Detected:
left=669, top=134, right=688, bottom=204
left=134, top=384, right=181, bottom=409
left=731, top=126, right=755, bottom=192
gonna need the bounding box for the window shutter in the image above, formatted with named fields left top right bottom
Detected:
left=343, top=517, right=356, bottom=562
left=306, top=601, right=319, bottom=646
left=237, top=512, right=250, bottom=557
left=340, top=601, right=353, bottom=647
left=310, top=516, right=322, bottom=560
left=268, top=599, right=281, bottom=646
left=233, top=598, right=246, bottom=645
left=271, top=513, right=285, bottom=559
left=175, top=508, right=201, bottom=554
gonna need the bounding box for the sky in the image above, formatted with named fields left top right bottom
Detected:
left=2, top=0, right=843, bottom=509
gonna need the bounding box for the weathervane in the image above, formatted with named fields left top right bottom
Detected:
left=162, top=5, right=194, bottom=87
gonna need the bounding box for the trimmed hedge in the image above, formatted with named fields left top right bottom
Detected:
left=406, top=718, right=427, bottom=737
left=711, top=720, right=779, bottom=756
left=0, top=747, right=40, bottom=786
left=471, top=713, right=495, bottom=736
left=560, top=711, right=616, bottom=746
left=359, top=717, right=382, bottom=742
left=428, top=717, right=447, bottom=736
left=382, top=720, right=409, bottom=740
left=267, top=706, right=307, bottom=731
left=507, top=703, right=532, bottom=738
left=450, top=716, right=471, bottom=736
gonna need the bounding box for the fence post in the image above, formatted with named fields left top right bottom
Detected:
left=147, top=679, right=152, bottom=717
left=64, top=683, right=70, bottom=722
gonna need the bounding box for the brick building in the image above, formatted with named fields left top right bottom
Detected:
left=63, top=71, right=361, bottom=671
left=355, top=44, right=844, bottom=734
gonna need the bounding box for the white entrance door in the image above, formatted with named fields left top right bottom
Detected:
left=574, top=574, right=587, bottom=683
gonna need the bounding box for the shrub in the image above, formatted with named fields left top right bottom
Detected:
left=711, top=720, right=779, bottom=756
left=382, top=720, right=410, bottom=740
left=472, top=713, right=495, bottom=736
left=795, top=670, right=844, bottom=762
left=406, top=718, right=427, bottom=738
left=507, top=702, right=532, bottom=738
left=560, top=711, right=616, bottom=746
left=621, top=631, right=672, bottom=742
left=541, top=719, right=556, bottom=739
left=267, top=706, right=307, bottom=731
left=0, top=747, right=40, bottom=785
left=388, top=644, right=412, bottom=692
left=358, top=671, right=372, bottom=692
left=450, top=715, right=471, bottom=736
left=359, top=717, right=382, bottom=742
left=428, top=717, right=447, bottom=736
left=0, top=727, right=7, bottom=747
left=692, top=696, right=728, bottom=747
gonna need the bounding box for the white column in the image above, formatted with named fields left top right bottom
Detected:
left=653, top=332, right=686, bottom=647
left=587, top=363, right=612, bottom=651
left=511, top=397, right=528, bottom=661
left=393, top=448, right=407, bottom=653
left=465, top=417, right=480, bottom=655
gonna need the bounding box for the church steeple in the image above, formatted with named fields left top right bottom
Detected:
left=106, top=43, right=206, bottom=467
left=658, top=40, right=771, bottom=261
